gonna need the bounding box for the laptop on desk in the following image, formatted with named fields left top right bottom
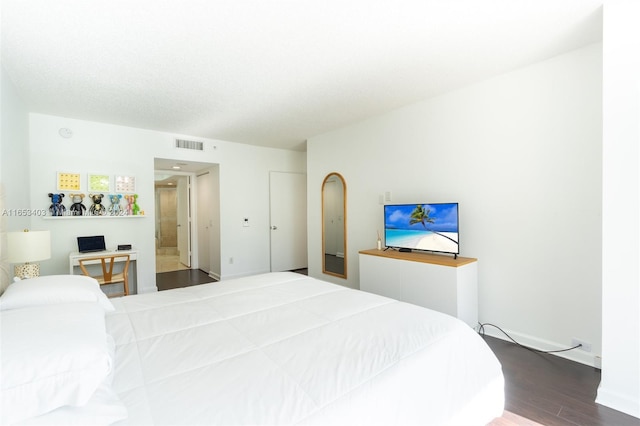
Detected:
left=77, top=235, right=106, bottom=253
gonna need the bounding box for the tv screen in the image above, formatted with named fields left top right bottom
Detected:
left=384, top=203, right=459, bottom=255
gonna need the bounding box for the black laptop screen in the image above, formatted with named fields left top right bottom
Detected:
left=77, top=236, right=106, bottom=253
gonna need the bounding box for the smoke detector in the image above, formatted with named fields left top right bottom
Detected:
left=58, top=128, right=73, bottom=138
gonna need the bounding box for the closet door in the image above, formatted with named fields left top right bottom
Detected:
left=269, top=171, right=307, bottom=272
left=197, top=172, right=211, bottom=273
left=176, top=175, right=191, bottom=267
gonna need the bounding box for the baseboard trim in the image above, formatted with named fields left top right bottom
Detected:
left=596, top=386, right=640, bottom=419
left=220, top=269, right=271, bottom=281
left=481, top=326, right=599, bottom=367
left=208, top=271, right=220, bottom=281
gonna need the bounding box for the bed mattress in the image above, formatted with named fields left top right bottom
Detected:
left=106, top=272, right=504, bottom=425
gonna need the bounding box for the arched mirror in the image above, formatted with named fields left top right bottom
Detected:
left=322, top=173, right=347, bottom=278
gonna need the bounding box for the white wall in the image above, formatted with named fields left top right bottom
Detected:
left=26, top=114, right=305, bottom=292
left=308, top=43, right=603, bottom=366
left=0, top=64, right=30, bottom=292
left=598, top=0, right=640, bottom=418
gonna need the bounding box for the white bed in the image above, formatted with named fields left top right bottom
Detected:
left=1, top=272, right=504, bottom=425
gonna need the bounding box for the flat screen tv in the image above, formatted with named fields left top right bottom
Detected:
left=384, top=203, right=459, bottom=256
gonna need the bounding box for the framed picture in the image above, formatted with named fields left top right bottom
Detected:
left=88, top=174, right=111, bottom=192
left=57, top=172, right=81, bottom=191
left=115, top=175, right=136, bottom=193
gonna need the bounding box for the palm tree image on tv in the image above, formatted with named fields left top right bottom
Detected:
left=385, top=203, right=459, bottom=254
left=409, top=205, right=458, bottom=244
left=409, top=204, right=435, bottom=228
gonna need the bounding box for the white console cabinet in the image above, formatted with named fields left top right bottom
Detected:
left=359, top=249, right=478, bottom=328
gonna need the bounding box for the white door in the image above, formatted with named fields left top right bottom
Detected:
left=269, top=171, right=307, bottom=271
left=197, top=172, right=210, bottom=273
left=177, top=176, right=191, bottom=267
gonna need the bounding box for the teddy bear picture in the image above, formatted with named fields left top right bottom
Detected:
left=69, top=193, right=86, bottom=216
left=124, top=194, right=140, bottom=215
left=48, top=193, right=66, bottom=216
left=108, top=194, right=123, bottom=216
left=131, top=194, right=140, bottom=215
left=88, top=193, right=106, bottom=216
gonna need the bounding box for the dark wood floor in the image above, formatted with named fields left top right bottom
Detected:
left=155, top=268, right=216, bottom=291
left=155, top=269, right=639, bottom=426
left=485, top=336, right=639, bottom=426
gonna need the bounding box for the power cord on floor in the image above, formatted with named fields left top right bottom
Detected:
left=477, top=322, right=583, bottom=354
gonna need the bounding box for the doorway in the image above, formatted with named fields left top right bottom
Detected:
left=154, top=158, right=221, bottom=279
left=154, top=174, right=191, bottom=273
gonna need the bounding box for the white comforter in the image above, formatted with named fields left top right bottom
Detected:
left=107, top=272, right=504, bottom=425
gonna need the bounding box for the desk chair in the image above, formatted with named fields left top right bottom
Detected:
left=78, top=254, right=130, bottom=297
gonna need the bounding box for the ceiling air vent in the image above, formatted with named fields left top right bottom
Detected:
left=175, top=139, right=204, bottom=151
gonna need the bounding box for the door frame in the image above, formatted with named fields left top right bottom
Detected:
left=154, top=170, right=197, bottom=271
left=153, top=158, right=221, bottom=277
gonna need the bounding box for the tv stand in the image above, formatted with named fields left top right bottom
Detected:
left=358, top=249, right=477, bottom=327
left=398, top=247, right=412, bottom=253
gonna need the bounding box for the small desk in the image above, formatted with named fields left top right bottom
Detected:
left=69, top=249, right=138, bottom=295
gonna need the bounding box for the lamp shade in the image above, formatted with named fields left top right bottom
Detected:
left=7, top=230, right=51, bottom=263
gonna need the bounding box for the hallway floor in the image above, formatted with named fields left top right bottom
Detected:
left=156, top=253, right=190, bottom=273
left=156, top=269, right=215, bottom=291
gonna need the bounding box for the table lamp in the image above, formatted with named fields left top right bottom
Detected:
left=7, top=229, right=51, bottom=279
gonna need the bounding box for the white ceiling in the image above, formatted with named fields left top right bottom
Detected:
left=154, top=158, right=216, bottom=174
left=1, top=0, right=602, bottom=151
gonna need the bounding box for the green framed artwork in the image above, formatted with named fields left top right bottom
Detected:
left=88, top=174, right=110, bottom=192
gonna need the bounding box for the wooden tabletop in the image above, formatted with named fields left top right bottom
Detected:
left=359, top=248, right=477, bottom=267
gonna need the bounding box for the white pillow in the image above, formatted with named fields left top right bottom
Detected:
left=1, top=303, right=115, bottom=424
left=0, top=275, right=115, bottom=312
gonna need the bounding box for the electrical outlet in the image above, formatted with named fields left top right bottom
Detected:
left=229, top=257, right=234, bottom=264
left=571, top=338, right=592, bottom=352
